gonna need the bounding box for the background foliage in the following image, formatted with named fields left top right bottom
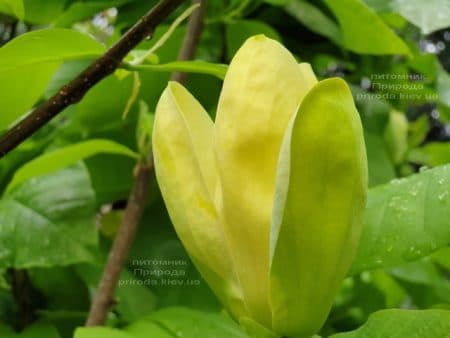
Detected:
left=0, top=0, right=449, bottom=337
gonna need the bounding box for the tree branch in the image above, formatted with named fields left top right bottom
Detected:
left=0, top=0, right=186, bottom=159
left=85, top=1, right=207, bottom=326
left=85, top=160, right=154, bottom=326
left=171, top=0, right=206, bottom=84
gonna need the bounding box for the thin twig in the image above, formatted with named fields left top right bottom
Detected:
left=85, top=1, right=207, bottom=326
left=0, top=0, right=186, bottom=159
left=85, top=160, right=154, bottom=326
left=171, top=0, right=206, bottom=84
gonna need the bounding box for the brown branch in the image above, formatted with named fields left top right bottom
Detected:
left=170, top=0, right=206, bottom=84
left=85, top=1, right=207, bottom=326
left=86, top=160, right=154, bottom=326
left=0, top=0, right=186, bottom=159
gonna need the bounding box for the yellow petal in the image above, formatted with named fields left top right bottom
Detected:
left=214, top=35, right=317, bottom=326
left=270, top=78, right=368, bottom=336
left=152, top=82, right=247, bottom=318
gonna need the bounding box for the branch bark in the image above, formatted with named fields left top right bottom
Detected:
left=85, top=161, right=154, bottom=326
left=85, top=0, right=207, bottom=326
left=171, top=0, right=206, bottom=84
left=0, top=0, right=186, bottom=159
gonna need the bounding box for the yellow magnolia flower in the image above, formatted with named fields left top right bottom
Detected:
left=153, top=35, right=368, bottom=337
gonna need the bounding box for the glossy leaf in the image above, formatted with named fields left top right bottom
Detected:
left=270, top=78, right=367, bottom=337
left=330, top=309, right=450, bottom=338
left=322, top=0, right=410, bottom=55
left=141, top=307, right=248, bottom=338
left=351, top=165, right=450, bottom=275
left=7, top=139, right=138, bottom=191
left=0, top=164, right=97, bottom=269
left=0, top=28, right=104, bottom=130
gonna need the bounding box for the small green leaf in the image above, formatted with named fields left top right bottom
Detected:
left=7, top=139, right=138, bottom=192
left=0, top=28, right=104, bottom=130
left=329, top=309, right=450, bottom=338
left=136, top=101, right=155, bottom=157
left=0, top=164, right=97, bottom=269
left=125, top=60, right=228, bottom=80
left=351, top=165, right=450, bottom=275
left=284, top=0, right=342, bottom=44
left=322, top=0, right=410, bottom=55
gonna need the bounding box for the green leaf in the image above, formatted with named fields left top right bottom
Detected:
left=364, top=132, right=396, bottom=187
left=0, top=0, right=24, bottom=19
left=225, top=20, right=281, bottom=60
left=408, top=143, right=450, bottom=167
left=240, top=317, right=278, bottom=338
left=264, top=0, right=290, bottom=5
left=76, top=307, right=248, bottom=338
left=125, top=60, right=228, bottom=80
left=322, top=0, right=410, bottom=55
left=7, top=139, right=138, bottom=192
left=0, top=164, right=97, bottom=269
left=75, top=327, right=134, bottom=338
left=29, top=266, right=90, bottom=311
left=329, top=309, right=450, bottom=338
left=116, top=269, right=158, bottom=322
left=22, top=0, right=65, bottom=24
left=85, top=154, right=135, bottom=206
left=392, top=0, right=450, bottom=35
left=0, top=28, right=104, bottom=130
left=126, top=321, right=174, bottom=338
left=143, top=307, right=248, bottom=338
left=0, top=323, right=60, bottom=337
left=351, top=165, right=450, bottom=275
left=73, top=73, right=134, bottom=132
left=284, top=0, right=342, bottom=44
left=54, top=0, right=134, bottom=27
